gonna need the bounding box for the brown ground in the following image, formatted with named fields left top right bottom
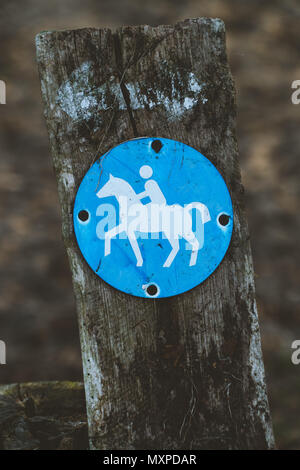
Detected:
left=0, top=0, right=299, bottom=449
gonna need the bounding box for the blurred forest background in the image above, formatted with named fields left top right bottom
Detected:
left=0, top=0, right=300, bottom=449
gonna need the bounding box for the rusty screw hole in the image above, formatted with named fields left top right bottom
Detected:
left=78, top=210, right=89, bottom=222
left=146, top=284, right=158, bottom=296
left=151, top=139, right=163, bottom=153
left=218, top=213, right=230, bottom=226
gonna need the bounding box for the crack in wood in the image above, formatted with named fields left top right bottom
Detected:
left=113, top=33, right=138, bottom=137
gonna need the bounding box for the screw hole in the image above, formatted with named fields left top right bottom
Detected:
left=78, top=210, right=89, bottom=222
left=151, top=139, right=163, bottom=153
left=146, top=284, right=158, bottom=296
left=218, top=213, right=230, bottom=226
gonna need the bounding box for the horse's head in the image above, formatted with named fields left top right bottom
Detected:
left=96, top=174, right=117, bottom=199
left=97, top=174, right=139, bottom=203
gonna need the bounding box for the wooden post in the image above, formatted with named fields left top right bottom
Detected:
left=36, top=18, right=275, bottom=450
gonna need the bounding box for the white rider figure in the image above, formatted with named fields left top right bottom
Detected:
left=137, top=165, right=166, bottom=205
left=96, top=164, right=210, bottom=267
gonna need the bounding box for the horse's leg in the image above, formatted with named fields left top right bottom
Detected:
left=163, top=237, right=180, bottom=268
left=128, top=231, right=143, bottom=266
left=105, top=223, right=124, bottom=256
left=184, top=234, right=199, bottom=266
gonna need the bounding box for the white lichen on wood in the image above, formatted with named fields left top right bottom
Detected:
left=67, top=248, right=86, bottom=291
left=60, top=171, right=75, bottom=191
left=57, top=61, right=207, bottom=123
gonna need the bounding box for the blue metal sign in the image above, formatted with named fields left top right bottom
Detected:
left=73, top=137, right=233, bottom=298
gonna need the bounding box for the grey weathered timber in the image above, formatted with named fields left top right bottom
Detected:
left=36, top=18, right=275, bottom=450
left=0, top=382, right=87, bottom=449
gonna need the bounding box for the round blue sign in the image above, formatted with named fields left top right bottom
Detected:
left=74, top=137, right=233, bottom=298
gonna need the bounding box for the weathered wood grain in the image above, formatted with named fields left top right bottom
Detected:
left=0, top=382, right=87, bottom=449
left=36, top=18, right=275, bottom=450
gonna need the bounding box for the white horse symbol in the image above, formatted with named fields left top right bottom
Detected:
left=96, top=166, right=210, bottom=267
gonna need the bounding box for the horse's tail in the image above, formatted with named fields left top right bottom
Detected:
left=184, top=202, right=211, bottom=249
